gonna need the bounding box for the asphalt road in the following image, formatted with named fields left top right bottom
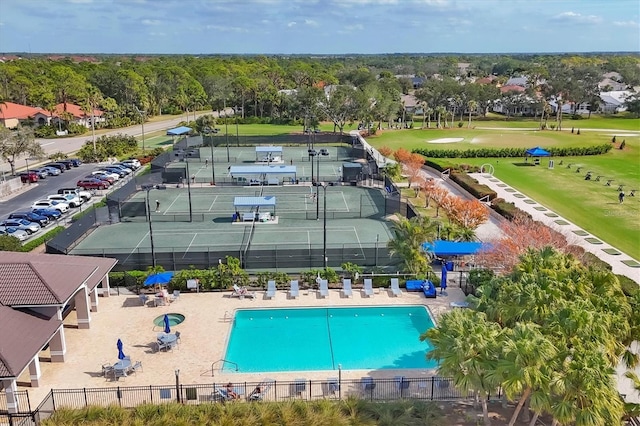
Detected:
left=2, top=109, right=231, bottom=175
left=0, top=163, right=113, bottom=228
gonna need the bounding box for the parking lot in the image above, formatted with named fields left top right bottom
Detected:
left=0, top=162, right=137, bottom=243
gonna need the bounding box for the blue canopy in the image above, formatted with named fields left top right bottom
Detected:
left=166, top=126, right=192, bottom=136
left=256, top=146, right=282, bottom=153
left=525, top=146, right=551, bottom=157
left=234, top=196, right=276, bottom=207
left=143, top=271, right=175, bottom=286
left=423, top=240, right=485, bottom=256
left=229, top=165, right=297, bottom=175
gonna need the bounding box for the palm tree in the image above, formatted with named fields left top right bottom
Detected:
left=467, top=100, right=478, bottom=128
left=494, top=323, right=557, bottom=426
left=423, top=309, right=503, bottom=426
left=435, top=106, right=446, bottom=129
left=387, top=216, right=439, bottom=275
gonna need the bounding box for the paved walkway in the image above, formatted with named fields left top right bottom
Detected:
left=471, top=172, right=639, bottom=284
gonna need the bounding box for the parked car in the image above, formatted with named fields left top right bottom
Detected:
left=88, top=172, right=116, bottom=184
left=18, top=171, right=38, bottom=183
left=113, top=162, right=135, bottom=172
left=92, top=170, right=119, bottom=181
left=122, top=159, right=141, bottom=169
left=68, top=158, right=83, bottom=167
left=32, top=199, right=69, bottom=213
left=41, top=166, right=61, bottom=176
left=107, top=164, right=132, bottom=175
left=44, top=163, right=66, bottom=173
left=99, top=167, right=126, bottom=178
left=30, top=168, right=49, bottom=179
left=8, top=211, right=49, bottom=227
left=48, top=194, right=83, bottom=208
left=31, top=208, right=62, bottom=220
left=76, top=178, right=109, bottom=190
left=58, top=188, right=93, bottom=201
left=0, top=226, right=29, bottom=241
left=0, top=219, right=40, bottom=235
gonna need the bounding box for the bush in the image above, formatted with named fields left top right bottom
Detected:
left=450, top=172, right=496, bottom=200
left=256, top=271, right=291, bottom=288
left=582, top=252, right=612, bottom=271
left=490, top=198, right=530, bottom=220
left=412, top=144, right=612, bottom=159
left=20, top=226, right=65, bottom=252
left=0, top=235, right=22, bottom=251
left=76, top=133, right=138, bottom=162
left=618, top=275, right=639, bottom=297
left=34, top=125, right=57, bottom=138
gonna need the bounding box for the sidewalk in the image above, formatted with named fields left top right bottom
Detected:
left=471, top=172, right=640, bottom=284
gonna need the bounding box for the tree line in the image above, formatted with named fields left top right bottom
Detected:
left=1, top=54, right=638, bottom=134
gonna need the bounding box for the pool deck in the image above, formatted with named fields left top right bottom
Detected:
left=17, top=286, right=467, bottom=406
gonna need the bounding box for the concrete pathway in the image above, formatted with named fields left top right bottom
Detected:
left=471, top=172, right=639, bottom=284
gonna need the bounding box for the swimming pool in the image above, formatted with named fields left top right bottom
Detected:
left=224, top=306, right=436, bottom=372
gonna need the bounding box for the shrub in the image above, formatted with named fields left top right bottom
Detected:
left=76, top=134, right=138, bottom=162
left=582, top=252, right=612, bottom=271
left=450, top=172, right=496, bottom=200
left=412, top=144, right=612, bottom=159
left=490, top=198, right=530, bottom=220
left=34, top=125, right=57, bottom=138
left=618, top=275, right=640, bottom=297
left=256, top=271, right=291, bottom=287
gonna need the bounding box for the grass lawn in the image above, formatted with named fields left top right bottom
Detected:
left=368, top=125, right=639, bottom=260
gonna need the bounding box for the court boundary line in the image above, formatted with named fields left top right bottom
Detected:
left=121, top=230, right=150, bottom=265
left=183, top=233, right=199, bottom=258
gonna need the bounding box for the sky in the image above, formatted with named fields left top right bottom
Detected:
left=0, top=0, right=638, bottom=55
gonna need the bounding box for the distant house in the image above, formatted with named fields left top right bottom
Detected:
left=475, top=76, right=497, bottom=85
left=457, top=62, right=471, bottom=75
left=548, top=99, right=590, bottom=115
left=598, top=72, right=627, bottom=91
left=505, top=76, right=528, bottom=87
left=401, top=94, right=419, bottom=113
left=0, top=102, right=52, bottom=128
left=53, top=103, right=105, bottom=128
left=394, top=74, right=424, bottom=89
left=499, top=85, right=526, bottom=94
left=599, top=90, right=633, bottom=113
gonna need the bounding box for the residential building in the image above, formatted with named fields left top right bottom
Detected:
left=0, top=102, right=52, bottom=128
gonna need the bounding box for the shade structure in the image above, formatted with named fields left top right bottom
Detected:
left=422, top=240, right=485, bottom=257
left=163, top=314, right=171, bottom=334
left=440, top=264, right=448, bottom=292
left=525, top=146, right=551, bottom=157
left=117, top=339, right=126, bottom=360
left=166, top=126, right=192, bottom=136
left=143, top=271, right=175, bottom=287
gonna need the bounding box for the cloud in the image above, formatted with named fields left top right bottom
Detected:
left=66, top=0, right=93, bottom=3
left=338, top=23, right=364, bottom=33
left=206, top=24, right=249, bottom=33
left=613, top=20, right=639, bottom=28
left=141, top=19, right=161, bottom=25
left=552, top=11, right=602, bottom=24
left=304, top=19, right=318, bottom=27
left=287, top=21, right=297, bottom=27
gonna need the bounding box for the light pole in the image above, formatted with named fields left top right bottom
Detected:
left=143, top=185, right=157, bottom=269
left=223, top=103, right=230, bottom=162
left=318, top=182, right=328, bottom=270
left=185, top=157, right=193, bottom=222
left=134, top=106, right=146, bottom=153
left=235, top=106, right=239, bottom=147
left=309, top=150, right=316, bottom=186
left=205, top=127, right=216, bottom=185
left=338, top=363, right=342, bottom=400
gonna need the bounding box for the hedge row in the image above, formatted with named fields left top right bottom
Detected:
left=450, top=172, right=496, bottom=200
left=413, top=144, right=612, bottom=158
left=21, top=226, right=65, bottom=252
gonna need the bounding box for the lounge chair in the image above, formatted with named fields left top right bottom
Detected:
left=170, top=290, right=180, bottom=303
left=341, top=279, right=352, bottom=298
left=131, top=361, right=143, bottom=374
left=247, top=378, right=275, bottom=401
left=423, top=280, right=437, bottom=298
left=395, top=376, right=409, bottom=397
left=319, top=280, right=329, bottom=298
left=291, top=378, right=307, bottom=398
left=390, top=278, right=402, bottom=297
left=322, top=377, right=340, bottom=399
left=361, top=377, right=376, bottom=396
left=266, top=280, right=277, bottom=299
left=288, top=280, right=299, bottom=299
left=363, top=279, right=374, bottom=298
left=138, top=294, right=149, bottom=306
left=232, top=284, right=255, bottom=299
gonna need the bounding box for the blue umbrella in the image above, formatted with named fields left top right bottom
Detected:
left=143, top=271, right=175, bottom=287
left=163, top=314, right=171, bottom=334
left=440, top=264, right=448, bottom=294
left=117, top=338, right=126, bottom=360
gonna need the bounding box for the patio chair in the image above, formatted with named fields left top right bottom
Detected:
left=266, top=280, right=277, bottom=299
left=175, top=331, right=181, bottom=344
left=170, top=290, right=180, bottom=303
left=341, top=279, right=352, bottom=298
left=361, top=377, right=376, bottom=396
left=288, top=280, right=299, bottom=299
left=101, top=363, right=114, bottom=377
left=138, top=294, right=149, bottom=306
left=390, top=278, right=402, bottom=297
left=322, top=377, right=340, bottom=399
left=156, top=339, right=172, bottom=352
left=395, top=376, right=410, bottom=397
left=290, top=379, right=307, bottom=398
left=131, top=361, right=143, bottom=374
left=363, top=279, right=374, bottom=298
left=319, top=280, right=329, bottom=298
left=247, top=378, right=275, bottom=401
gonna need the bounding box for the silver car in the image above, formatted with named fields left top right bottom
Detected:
left=0, top=219, right=40, bottom=234
left=0, top=226, right=29, bottom=241
left=41, top=166, right=62, bottom=176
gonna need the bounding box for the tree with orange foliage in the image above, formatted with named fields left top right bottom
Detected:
left=445, top=198, right=489, bottom=230
left=404, top=153, right=425, bottom=188
left=430, top=187, right=450, bottom=218
left=476, top=214, right=581, bottom=273
left=393, top=147, right=412, bottom=164
left=378, top=146, right=393, bottom=158
left=421, top=178, right=437, bottom=207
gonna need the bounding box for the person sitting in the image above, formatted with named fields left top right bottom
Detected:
left=226, top=382, right=240, bottom=400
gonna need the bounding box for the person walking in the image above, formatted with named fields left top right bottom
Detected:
left=205, top=158, right=209, bottom=167
left=619, top=191, right=625, bottom=203
left=155, top=200, right=160, bottom=212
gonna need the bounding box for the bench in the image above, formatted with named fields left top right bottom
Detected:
left=242, top=213, right=255, bottom=222
left=267, top=178, right=279, bottom=186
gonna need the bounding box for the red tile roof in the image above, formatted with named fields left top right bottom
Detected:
left=499, top=85, right=526, bottom=94
left=0, top=102, right=51, bottom=120
left=55, top=103, right=104, bottom=118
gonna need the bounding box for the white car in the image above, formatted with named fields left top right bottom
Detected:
left=48, top=194, right=83, bottom=208
left=122, top=159, right=141, bottom=169
left=32, top=199, right=69, bottom=213
left=92, top=170, right=119, bottom=181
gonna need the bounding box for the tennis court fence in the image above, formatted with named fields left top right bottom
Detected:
left=66, top=243, right=395, bottom=271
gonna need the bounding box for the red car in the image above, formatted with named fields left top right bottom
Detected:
left=77, top=178, right=110, bottom=190
left=19, top=171, right=38, bottom=183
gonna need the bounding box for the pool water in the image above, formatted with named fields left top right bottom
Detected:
left=224, top=306, right=436, bottom=372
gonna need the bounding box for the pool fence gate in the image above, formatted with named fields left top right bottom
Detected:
left=0, top=376, right=507, bottom=425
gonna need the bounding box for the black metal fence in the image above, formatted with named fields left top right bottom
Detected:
left=2, top=376, right=497, bottom=425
